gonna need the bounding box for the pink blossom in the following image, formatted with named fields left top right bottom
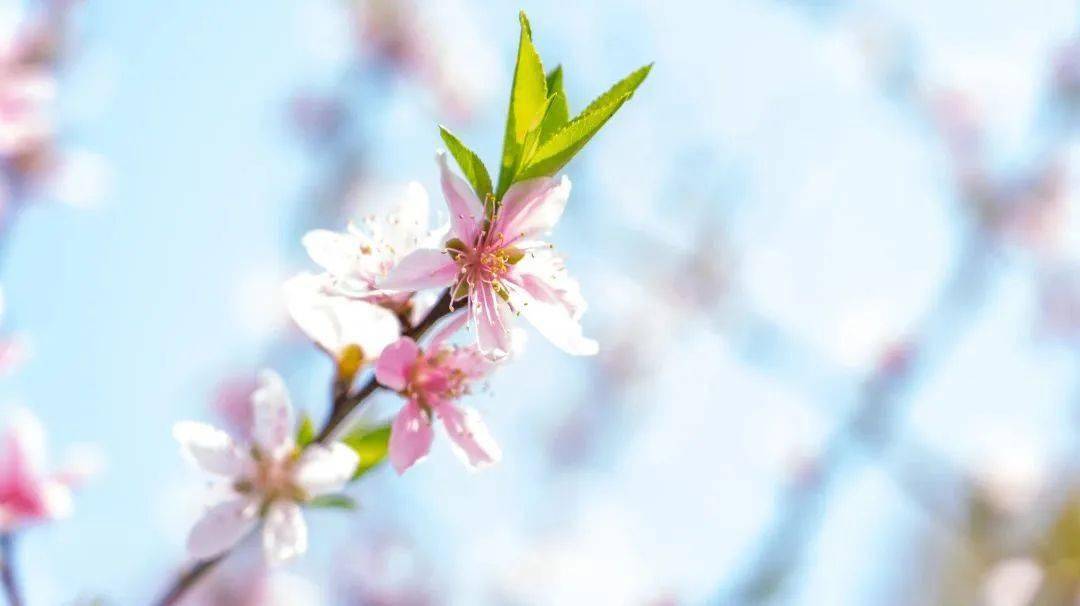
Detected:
left=374, top=315, right=501, bottom=473
left=0, top=410, right=82, bottom=531
left=382, top=152, right=597, bottom=359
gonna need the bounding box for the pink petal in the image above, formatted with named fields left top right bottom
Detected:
left=471, top=284, right=513, bottom=359
left=187, top=497, right=259, bottom=560
left=427, top=310, right=469, bottom=349
left=491, top=175, right=570, bottom=245
left=379, top=249, right=458, bottom=292
left=437, top=151, right=485, bottom=244
left=434, top=402, right=501, bottom=469
left=375, top=338, right=420, bottom=391
left=389, top=400, right=434, bottom=474
left=0, top=431, right=46, bottom=525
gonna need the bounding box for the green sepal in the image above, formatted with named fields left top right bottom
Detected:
left=307, top=494, right=357, bottom=510
left=296, top=414, right=315, bottom=448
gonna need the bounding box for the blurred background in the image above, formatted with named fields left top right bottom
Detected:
left=4, top=0, right=1080, bottom=603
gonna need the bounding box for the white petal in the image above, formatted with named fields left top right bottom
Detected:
left=284, top=273, right=402, bottom=358
left=187, top=497, right=259, bottom=559
left=293, top=443, right=358, bottom=498
left=40, top=480, right=72, bottom=520
left=252, top=370, right=295, bottom=457
left=172, top=421, right=249, bottom=476
left=383, top=181, right=432, bottom=255
left=302, top=229, right=370, bottom=278
left=506, top=283, right=598, bottom=356
left=263, top=500, right=308, bottom=565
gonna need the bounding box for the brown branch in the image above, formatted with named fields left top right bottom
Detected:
left=153, top=554, right=226, bottom=606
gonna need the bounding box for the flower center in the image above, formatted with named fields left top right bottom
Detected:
left=236, top=449, right=305, bottom=504
left=445, top=235, right=524, bottom=300
left=405, top=351, right=471, bottom=408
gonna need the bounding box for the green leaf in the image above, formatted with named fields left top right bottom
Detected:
left=296, top=414, right=315, bottom=448
left=580, top=63, right=652, bottom=120
left=519, top=63, right=652, bottom=180
left=540, top=66, right=570, bottom=143
left=439, top=126, right=493, bottom=200
left=340, top=423, right=392, bottom=479
left=307, top=494, right=357, bottom=510
left=496, top=11, right=548, bottom=199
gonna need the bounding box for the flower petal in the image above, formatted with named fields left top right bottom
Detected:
left=505, top=282, right=598, bottom=356
left=375, top=337, right=420, bottom=391
left=252, top=370, right=295, bottom=457
left=492, top=175, right=570, bottom=245
left=172, top=421, right=249, bottom=477
left=471, top=283, right=513, bottom=359
left=389, top=400, right=434, bottom=474
left=40, top=480, right=72, bottom=521
left=262, top=500, right=308, bottom=565
left=435, top=402, right=501, bottom=470
left=383, top=181, right=432, bottom=253
left=301, top=229, right=372, bottom=281
left=379, top=249, right=458, bottom=292
left=186, top=497, right=259, bottom=560
left=437, top=151, right=484, bottom=244
left=294, top=443, right=359, bottom=498
left=284, top=273, right=402, bottom=358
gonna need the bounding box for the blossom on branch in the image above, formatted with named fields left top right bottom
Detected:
left=382, top=153, right=597, bottom=359
left=174, top=370, right=359, bottom=564
left=375, top=313, right=501, bottom=473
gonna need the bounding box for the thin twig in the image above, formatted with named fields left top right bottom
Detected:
left=153, top=554, right=225, bottom=606
left=0, top=534, right=22, bottom=606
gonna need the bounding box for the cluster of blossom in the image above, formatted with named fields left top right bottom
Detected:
left=165, top=13, right=649, bottom=601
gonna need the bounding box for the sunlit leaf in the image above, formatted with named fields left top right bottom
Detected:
left=440, top=126, right=493, bottom=199
left=340, top=423, right=391, bottom=479
left=496, top=11, right=548, bottom=199
left=540, top=66, right=570, bottom=143
left=519, top=64, right=652, bottom=180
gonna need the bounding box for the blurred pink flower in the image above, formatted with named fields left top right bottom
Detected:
left=0, top=409, right=83, bottom=531
left=174, top=370, right=358, bottom=564
left=0, top=64, right=52, bottom=159
left=375, top=314, right=500, bottom=473
left=382, top=152, right=596, bottom=359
